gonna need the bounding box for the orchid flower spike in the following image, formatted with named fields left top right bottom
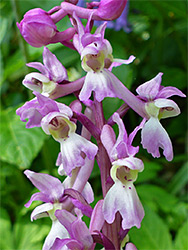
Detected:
left=23, top=47, right=68, bottom=97
left=41, top=111, right=98, bottom=176
left=16, top=91, right=72, bottom=128
left=101, top=113, right=145, bottom=230
left=72, top=13, right=135, bottom=102
left=136, top=72, right=186, bottom=161
left=17, top=8, right=75, bottom=47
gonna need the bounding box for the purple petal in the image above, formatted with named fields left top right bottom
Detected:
left=110, top=113, right=128, bottom=159
left=113, top=112, right=128, bottom=142
left=51, top=238, right=69, bottom=250
left=43, top=47, right=68, bottom=83
left=71, top=219, right=93, bottom=248
left=59, top=133, right=98, bottom=176
left=41, top=112, right=70, bottom=136
left=57, top=102, right=73, bottom=118
left=136, top=73, right=163, bottom=100
left=128, top=118, right=146, bottom=146
left=112, top=156, right=144, bottom=172
left=100, top=124, right=116, bottom=160
left=127, top=118, right=146, bottom=155
left=17, top=92, right=62, bottom=128
left=81, top=181, right=94, bottom=204
left=92, top=232, right=115, bottom=250
left=115, top=141, right=129, bottom=159
left=103, top=181, right=144, bottom=229
left=96, top=0, right=127, bottom=20
left=72, top=199, right=93, bottom=218
left=55, top=210, right=76, bottom=238
left=26, top=62, right=49, bottom=76
left=79, top=69, right=121, bottom=102
left=22, top=72, right=49, bottom=92
left=95, top=21, right=107, bottom=38
left=73, top=34, right=81, bottom=53
left=157, top=86, right=186, bottom=99
left=25, top=192, right=50, bottom=208
left=89, top=200, right=104, bottom=234
left=52, top=238, right=82, bottom=250
left=81, top=43, right=101, bottom=59
left=125, top=242, right=138, bottom=250
left=109, top=55, right=135, bottom=71
left=30, top=203, right=53, bottom=221
left=34, top=91, right=59, bottom=110
left=154, top=98, right=180, bottom=119
left=17, top=8, right=57, bottom=47
left=141, top=117, right=173, bottom=161
left=43, top=219, right=69, bottom=250
left=24, top=170, right=64, bottom=201
left=72, top=12, right=85, bottom=53
left=16, top=98, right=43, bottom=128
left=81, top=32, right=101, bottom=48
left=71, top=158, right=95, bottom=203
left=72, top=11, right=85, bottom=37
left=64, top=188, right=93, bottom=217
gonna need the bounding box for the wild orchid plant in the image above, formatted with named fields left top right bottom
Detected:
left=16, top=0, right=186, bottom=249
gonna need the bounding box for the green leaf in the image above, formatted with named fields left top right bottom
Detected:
left=136, top=161, right=162, bottom=184
left=129, top=206, right=173, bottom=250
left=0, top=105, right=47, bottom=169
left=14, top=219, right=50, bottom=250
left=2, top=50, right=26, bottom=84
left=103, top=97, right=124, bottom=120
left=159, top=66, right=187, bottom=90
left=0, top=17, right=8, bottom=44
left=137, top=184, right=178, bottom=213
left=112, top=65, right=134, bottom=90
left=0, top=209, right=14, bottom=249
left=167, top=161, right=188, bottom=195
left=174, top=220, right=188, bottom=250
left=166, top=202, right=188, bottom=231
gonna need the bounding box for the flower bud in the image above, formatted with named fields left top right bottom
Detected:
left=125, top=242, right=138, bottom=250
left=17, top=8, right=57, bottom=47
left=96, top=0, right=128, bottom=20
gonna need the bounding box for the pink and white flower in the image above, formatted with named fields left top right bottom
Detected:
left=136, top=72, right=186, bottom=161
left=101, top=113, right=145, bottom=230
left=41, top=112, right=98, bottom=175
left=72, top=13, right=135, bottom=102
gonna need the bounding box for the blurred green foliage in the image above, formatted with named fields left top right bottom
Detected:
left=0, top=0, right=187, bottom=249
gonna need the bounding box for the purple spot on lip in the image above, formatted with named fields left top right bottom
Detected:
left=128, top=179, right=132, bottom=181
left=124, top=176, right=127, bottom=180
left=123, top=185, right=125, bottom=188
left=129, top=187, right=131, bottom=189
